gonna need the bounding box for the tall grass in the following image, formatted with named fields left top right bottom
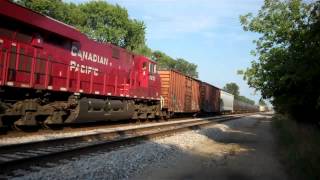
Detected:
left=272, top=115, right=320, bottom=180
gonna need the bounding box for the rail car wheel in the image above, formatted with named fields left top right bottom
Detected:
left=144, top=116, right=150, bottom=123
left=134, top=118, right=141, bottom=124
left=12, top=123, right=39, bottom=132
left=12, top=124, right=22, bottom=131
left=42, top=123, right=63, bottom=130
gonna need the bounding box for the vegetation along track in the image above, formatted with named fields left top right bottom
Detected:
left=0, top=113, right=255, bottom=170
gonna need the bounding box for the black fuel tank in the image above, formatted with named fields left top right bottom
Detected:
left=67, top=98, right=135, bottom=123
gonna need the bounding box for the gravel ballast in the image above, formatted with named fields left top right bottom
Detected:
left=0, top=117, right=214, bottom=147
left=5, top=114, right=284, bottom=180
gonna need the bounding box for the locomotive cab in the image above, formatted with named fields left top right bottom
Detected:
left=134, top=56, right=160, bottom=99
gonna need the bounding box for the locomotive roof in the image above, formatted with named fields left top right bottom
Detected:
left=0, top=0, right=84, bottom=41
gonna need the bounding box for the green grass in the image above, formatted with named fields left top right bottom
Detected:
left=272, top=114, right=320, bottom=180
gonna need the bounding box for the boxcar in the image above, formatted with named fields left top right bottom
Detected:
left=220, top=90, right=234, bottom=112
left=200, top=82, right=220, bottom=113
left=234, top=99, right=259, bottom=112
left=259, top=105, right=268, bottom=112
left=158, top=70, right=200, bottom=116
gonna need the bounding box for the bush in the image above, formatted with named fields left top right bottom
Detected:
left=272, top=115, right=320, bottom=180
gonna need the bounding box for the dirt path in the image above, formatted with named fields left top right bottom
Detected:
left=132, top=114, right=287, bottom=180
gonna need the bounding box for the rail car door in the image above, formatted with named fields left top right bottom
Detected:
left=184, top=77, right=192, bottom=112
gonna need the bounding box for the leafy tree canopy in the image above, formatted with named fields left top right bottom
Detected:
left=152, top=51, right=198, bottom=78
left=237, top=95, right=256, bottom=105
left=223, top=83, right=256, bottom=105
left=259, top=99, right=267, bottom=106
left=240, top=0, right=320, bottom=121
left=223, top=83, right=240, bottom=97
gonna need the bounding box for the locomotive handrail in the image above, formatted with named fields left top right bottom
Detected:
left=0, top=40, right=121, bottom=96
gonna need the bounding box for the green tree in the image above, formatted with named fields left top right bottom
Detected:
left=152, top=51, right=198, bottom=78
left=240, top=0, right=320, bottom=121
left=223, top=83, right=240, bottom=97
left=175, top=58, right=198, bottom=78
left=152, top=50, right=176, bottom=70
left=16, top=0, right=66, bottom=20
left=259, top=99, right=267, bottom=106
left=237, top=96, right=255, bottom=105
left=133, top=44, right=153, bottom=58
left=223, top=82, right=256, bottom=105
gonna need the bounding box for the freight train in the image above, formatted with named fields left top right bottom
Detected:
left=0, top=1, right=259, bottom=130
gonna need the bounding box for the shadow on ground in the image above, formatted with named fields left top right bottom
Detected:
left=132, top=115, right=287, bottom=180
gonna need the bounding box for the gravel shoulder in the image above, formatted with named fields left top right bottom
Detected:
left=132, top=113, right=287, bottom=180
left=6, top=113, right=286, bottom=180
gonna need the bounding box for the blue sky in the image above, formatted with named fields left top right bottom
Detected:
left=69, top=0, right=264, bottom=103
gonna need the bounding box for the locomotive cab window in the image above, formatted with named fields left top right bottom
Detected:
left=149, top=63, right=157, bottom=74
left=142, top=62, right=147, bottom=70
left=154, top=64, right=157, bottom=74
left=149, top=63, right=154, bottom=74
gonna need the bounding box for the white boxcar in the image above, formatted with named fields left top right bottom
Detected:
left=220, top=90, right=234, bottom=112
left=259, top=105, right=267, bottom=112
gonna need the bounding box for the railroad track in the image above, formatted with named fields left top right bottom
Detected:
left=0, top=113, right=254, bottom=169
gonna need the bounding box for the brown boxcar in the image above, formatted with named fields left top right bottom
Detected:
left=159, top=70, right=200, bottom=114
left=200, top=82, right=220, bottom=113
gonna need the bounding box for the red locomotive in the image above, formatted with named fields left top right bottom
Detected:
left=0, top=1, right=260, bottom=130
left=0, top=0, right=162, bottom=129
